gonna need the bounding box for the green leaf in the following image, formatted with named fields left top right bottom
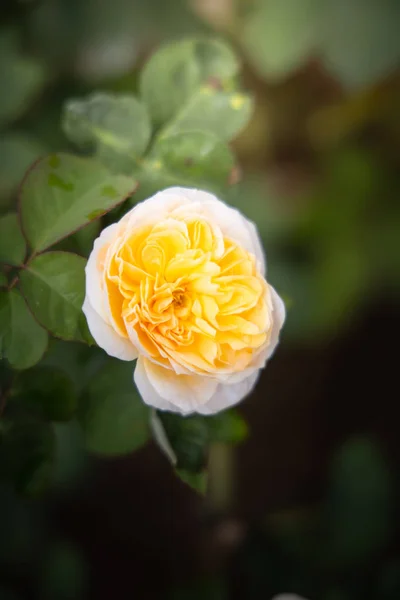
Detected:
left=0, top=408, right=55, bottom=496
left=79, top=359, right=150, bottom=456
left=321, top=0, right=400, bottom=88
left=0, top=30, right=47, bottom=128
left=152, top=408, right=248, bottom=469
left=0, top=289, right=48, bottom=370
left=19, top=251, right=91, bottom=343
left=207, top=409, right=249, bottom=444
left=242, top=0, right=321, bottom=80
left=14, top=367, right=77, bottom=422
left=0, top=134, right=45, bottom=205
left=19, top=153, right=137, bottom=253
left=140, top=37, right=240, bottom=126
left=156, top=412, right=209, bottom=472
left=0, top=213, right=26, bottom=266
left=42, top=340, right=107, bottom=395
left=151, top=408, right=248, bottom=494
left=149, top=130, right=235, bottom=188
left=62, top=92, right=151, bottom=161
left=176, top=468, right=208, bottom=495
left=0, top=273, right=7, bottom=286
left=161, top=85, right=253, bottom=142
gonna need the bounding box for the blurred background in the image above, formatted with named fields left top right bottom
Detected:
left=0, top=0, right=400, bottom=598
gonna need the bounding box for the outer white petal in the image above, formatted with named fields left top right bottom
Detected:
left=123, top=188, right=193, bottom=230
left=163, top=187, right=266, bottom=275
left=197, top=371, right=260, bottom=415
left=134, top=356, right=219, bottom=414
left=134, top=356, right=183, bottom=413
left=85, top=221, right=120, bottom=319
left=263, top=285, right=286, bottom=361
left=83, top=298, right=138, bottom=361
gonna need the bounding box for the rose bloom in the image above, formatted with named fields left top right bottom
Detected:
left=83, top=187, right=285, bottom=415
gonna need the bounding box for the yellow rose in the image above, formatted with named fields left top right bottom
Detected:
left=83, top=187, right=285, bottom=415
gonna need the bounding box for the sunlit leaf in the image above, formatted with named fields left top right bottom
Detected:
left=63, top=92, right=151, bottom=161
left=19, top=153, right=137, bottom=253
left=138, top=130, right=235, bottom=197
left=140, top=37, right=240, bottom=126
left=161, top=85, right=253, bottom=142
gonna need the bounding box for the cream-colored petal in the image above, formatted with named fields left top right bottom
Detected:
left=216, top=285, right=285, bottom=385
left=142, top=357, right=219, bottom=413
left=164, top=187, right=266, bottom=274
left=124, top=188, right=193, bottom=230
left=85, top=222, right=119, bottom=320
left=263, top=285, right=286, bottom=361
left=197, top=371, right=259, bottom=415
left=134, top=356, right=184, bottom=413
left=82, top=298, right=138, bottom=361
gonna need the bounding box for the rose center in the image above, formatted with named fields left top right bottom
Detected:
left=172, top=290, right=185, bottom=307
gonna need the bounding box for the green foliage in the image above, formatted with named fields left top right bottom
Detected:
left=242, top=0, right=320, bottom=81
left=159, top=86, right=253, bottom=142
left=0, top=29, right=47, bottom=128
left=0, top=134, right=45, bottom=207
left=321, top=0, right=400, bottom=88
left=176, top=469, right=208, bottom=496
left=0, top=213, right=26, bottom=266
left=14, top=367, right=77, bottom=422
left=150, top=131, right=234, bottom=187
left=0, top=289, right=48, bottom=370
left=152, top=409, right=248, bottom=493
left=63, top=93, right=151, bottom=162
left=241, top=0, right=400, bottom=88
left=0, top=407, right=55, bottom=496
left=79, top=359, right=150, bottom=456
left=62, top=38, right=251, bottom=198
left=19, top=251, right=91, bottom=343
left=19, top=153, right=137, bottom=252
left=140, top=38, right=240, bottom=126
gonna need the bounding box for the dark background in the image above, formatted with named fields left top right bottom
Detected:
left=0, top=1, right=400, bottom=599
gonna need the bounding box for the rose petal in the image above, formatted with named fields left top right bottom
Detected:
left=263, top=284, right=286, bottom=361
left=163, top=187, right=266, bottom=275
left=134, top=356, right=184, bottom=413
left=138, top=356, right=219, bottom=414
left=85, top=222, right=119, bottom=320
left=83, top=298, right=137, bottom=361
left=197, top=370, right=259, bottom=415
